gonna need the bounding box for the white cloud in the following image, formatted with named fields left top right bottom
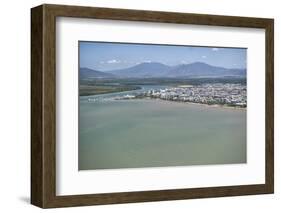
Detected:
left=107, top=59, right=121, bottom=64
left=211, top=48, right=219, bottom=51
left=201, top=55, right=207, bottom=59
left=142, top=60, right=152, bottom=63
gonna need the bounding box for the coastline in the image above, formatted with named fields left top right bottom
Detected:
left=79, top=87, right=141, bottom=96
left=127, top=97, right=247, bottom=111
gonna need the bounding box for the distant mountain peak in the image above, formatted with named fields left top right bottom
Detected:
left=189, top=62, right=209, bottom=65
left=79, top=67, right=116, bottom=79
left=80, top=62, right=246, bottom=79
left=108, top=62, right=171, bottom=78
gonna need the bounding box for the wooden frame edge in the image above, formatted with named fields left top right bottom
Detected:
left=31, top=5, right=44, bottom=208
left=31, top=4, right=274, bottom=208
left=265, top=19, right=274, bottom=194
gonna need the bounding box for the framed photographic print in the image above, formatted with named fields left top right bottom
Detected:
left=31, top=4, right=274, bottom=208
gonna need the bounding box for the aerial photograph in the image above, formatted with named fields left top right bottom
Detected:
left=78, top=41, right=247, bottom=170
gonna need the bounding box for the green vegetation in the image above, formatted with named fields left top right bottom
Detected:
left=79, top=85, right=141, bottom=96
left=82, top=77, right=246, bottom=86
left=79, top=77, right=246, bottom=96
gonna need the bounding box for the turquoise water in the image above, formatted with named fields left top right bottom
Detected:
left=79, top=93, right=246, bottom=170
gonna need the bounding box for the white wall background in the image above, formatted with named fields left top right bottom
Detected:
left=0, top=0, right=279, bottom=212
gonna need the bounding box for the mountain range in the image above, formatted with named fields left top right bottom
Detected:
left=80, top=62, right=246, bottom=79
left=80, top=67, right=116, bottom=79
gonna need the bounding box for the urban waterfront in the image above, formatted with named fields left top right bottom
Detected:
left=116, top=83, right=247, bottom=108
left=79, top=42, right=247, bottom=170
left=79, top=84, right=247, bottom=170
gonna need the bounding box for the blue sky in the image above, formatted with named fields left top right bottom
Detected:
left=79, top=41, right=247, bottom=71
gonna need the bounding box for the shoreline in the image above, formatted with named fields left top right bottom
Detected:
left=79, top=87, right=141, bottom=97
left=126, top=97, right=247, bottom=111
